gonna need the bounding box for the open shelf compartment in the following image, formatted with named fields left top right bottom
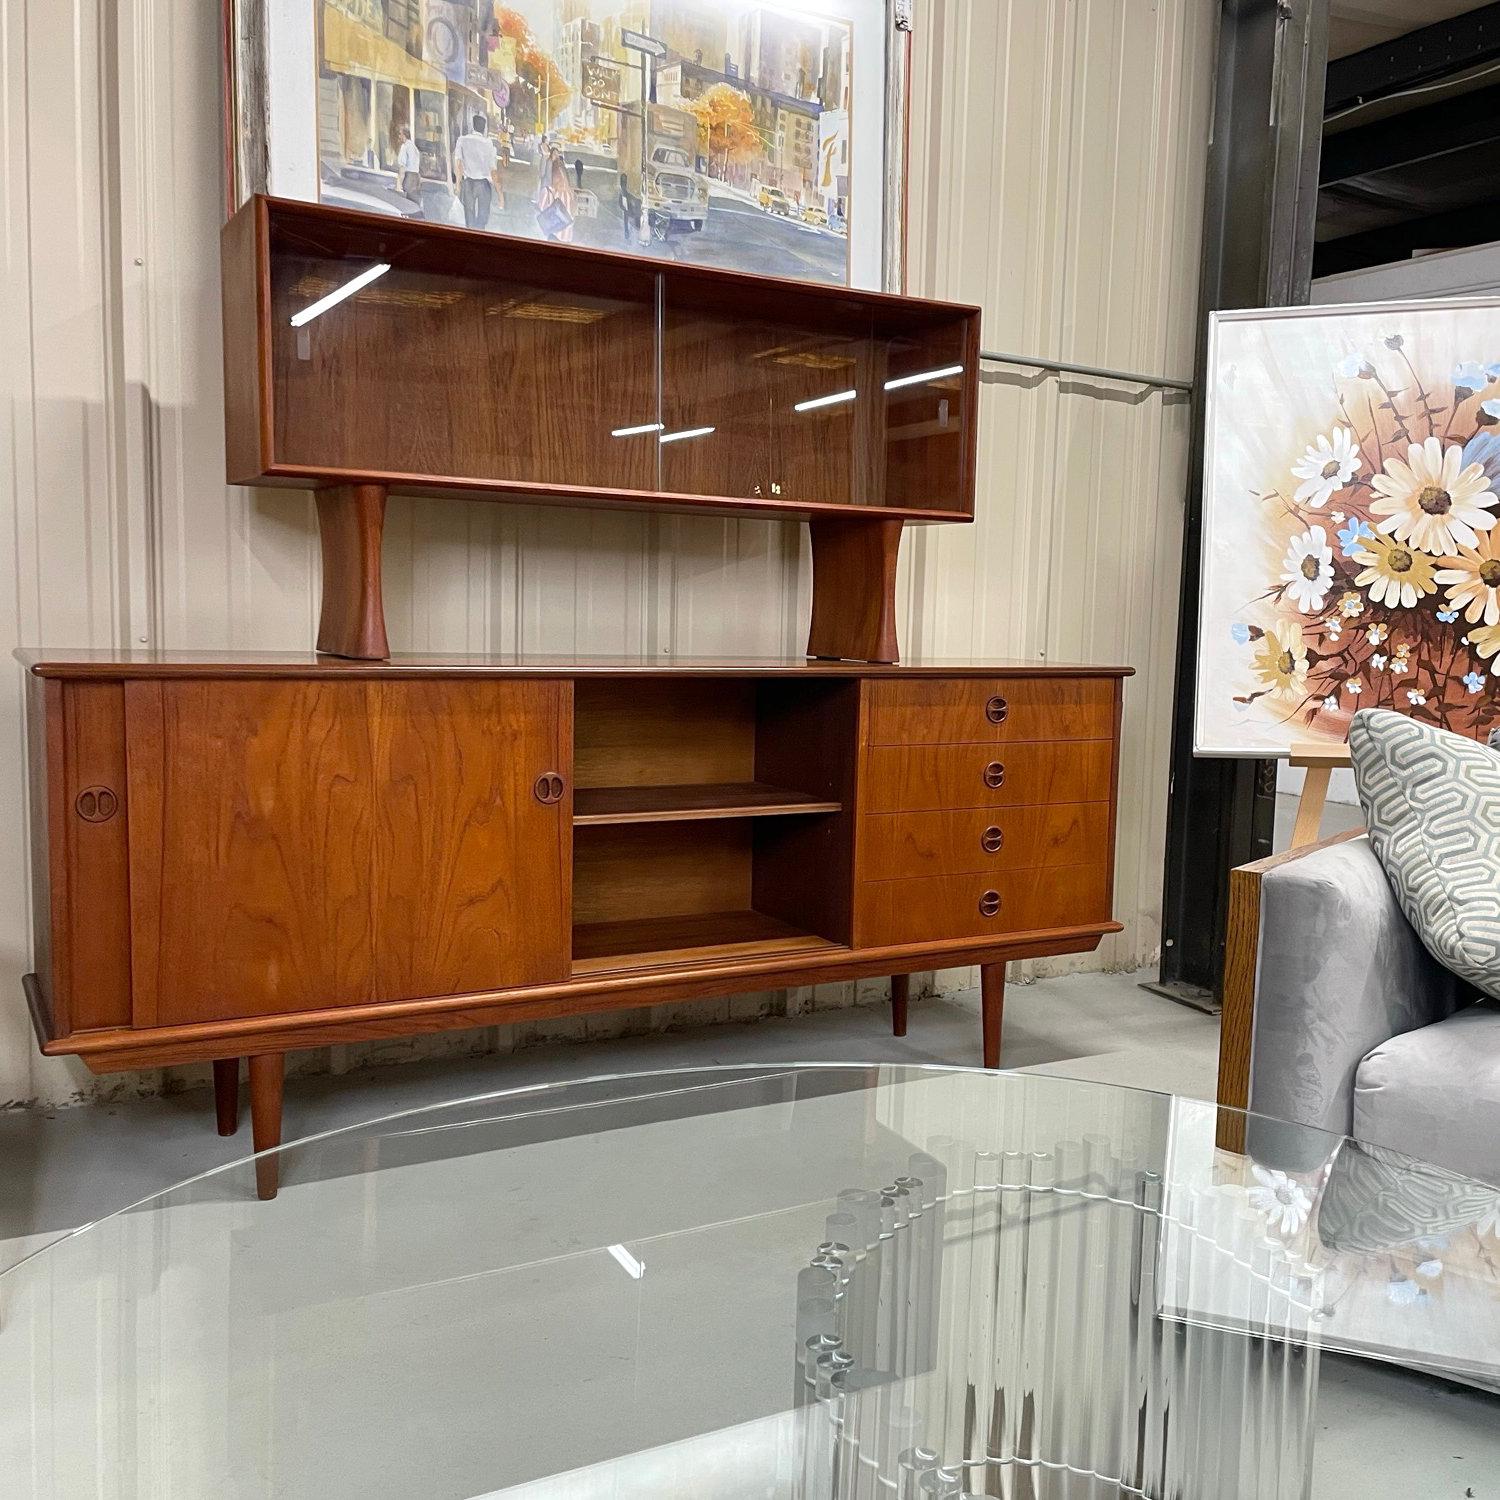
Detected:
left=570, top=678, right=858, bottom=973
left=573, top=781, right=841, bottom=826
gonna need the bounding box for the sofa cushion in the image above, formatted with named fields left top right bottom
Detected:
left=1354, top=1001, right=1500, bottom=1187
left=1349, top=708, right=1500, bottom=1004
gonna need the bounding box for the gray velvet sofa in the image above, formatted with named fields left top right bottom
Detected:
left=1233, top=831, right=1498, bottom=1188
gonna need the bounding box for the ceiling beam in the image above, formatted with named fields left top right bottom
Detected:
left=1320, top=81, right=1500, bottom=185
left=1325, top=1, right=1500, bottom=114
left=1313, top=197, right=1500, bottom=276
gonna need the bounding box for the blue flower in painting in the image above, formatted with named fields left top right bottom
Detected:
left=1465, top=671, right=1486, bottom=694
left=1438, top=608, right=1459, bottom=623
left=1454, top=361, right=1490, bottom=393
left=1230, top=622, right=1250, bottom=645
left=1336, top=518, right=1374, bottom=556
left=1462, top=430, right=1500, bottom=486
left=1336, top=353, right=1373, bottom=379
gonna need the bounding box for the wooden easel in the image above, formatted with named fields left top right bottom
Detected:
left=1287, top=741, right=1353, bottom=848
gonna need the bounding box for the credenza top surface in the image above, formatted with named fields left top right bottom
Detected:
left=18, top=649, right=1133, bottom=681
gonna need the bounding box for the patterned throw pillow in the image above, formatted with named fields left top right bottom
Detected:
left=1349, top=709, right=1500, bottom=1002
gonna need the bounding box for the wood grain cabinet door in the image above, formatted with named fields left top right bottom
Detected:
left=126, top=679, right=378, bottom=1025
left=125, top=677, right=571, bottom=1026
left=371, top=680, right=571, bottom=1000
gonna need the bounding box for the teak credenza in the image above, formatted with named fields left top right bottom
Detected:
left=22, top=654, right=1129, bottom=1197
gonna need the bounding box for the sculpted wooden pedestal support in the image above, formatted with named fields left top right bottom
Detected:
left=315, top=483, right=389, bottom=660
left=806, top=516, right=902, bottom=663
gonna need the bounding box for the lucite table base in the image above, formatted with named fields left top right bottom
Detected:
left=792, top=1138, right=1319, bottom=1500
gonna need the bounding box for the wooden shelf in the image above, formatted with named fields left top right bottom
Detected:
left=573, top=781, right=842, bottom=826
left=572, top=910, right=840, bottom=975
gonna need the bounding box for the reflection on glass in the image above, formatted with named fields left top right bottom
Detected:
left=1, top=1066, right=1495, bottom=1498
left=266, top=230, right=975, bottom=513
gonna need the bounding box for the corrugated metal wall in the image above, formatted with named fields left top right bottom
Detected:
left=0, top=0, right=1215, bottom=1106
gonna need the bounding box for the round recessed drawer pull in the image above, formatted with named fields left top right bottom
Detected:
left=978, top=890, right=1002, bottom=918
left=533, top=772, right=565, bottom=805
left=985, top=695, right=1009, bottom=724
left=981, top=825, right=1004, bottom=853
left=75, top=786, right=118, bottom=823
left=983, top=761, right=1006, bottom=788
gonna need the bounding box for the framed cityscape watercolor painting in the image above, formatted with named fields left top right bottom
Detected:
left=223, top=0, right=908, bottom=291
left=1197, top=298, right=1500, bottom=757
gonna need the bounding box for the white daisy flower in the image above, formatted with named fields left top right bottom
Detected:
left=1281, top=525, right=1335, bottom=611
left=1370, top=435, right=1499, bottom=555
left=1292, top=427, right=1362, bottom=508
left=1248, top=1166, right=1313, bottom=1236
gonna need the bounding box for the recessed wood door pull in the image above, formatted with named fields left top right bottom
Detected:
left=983, top=762, right=1005, bottom=788
left=981, top=826, right=1004, bottom=853
left=534, top=773, right=565, bottom=805
left=978, top=890, right=1002, bottom=917
left=985, top=696, right=1008, bottom=723
left=76, top=787, right=118, bottom=823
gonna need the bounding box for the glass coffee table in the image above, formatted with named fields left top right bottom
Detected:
left=1, top=1065, right=1496, bottom=1499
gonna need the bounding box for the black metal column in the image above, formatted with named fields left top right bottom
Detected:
left=1153, top=0, right=1329, bottom=1006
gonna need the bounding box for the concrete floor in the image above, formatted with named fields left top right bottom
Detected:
left=1, top=966, right=1495, bottom=1497
left=0, top=969, right=1218, bottom=1250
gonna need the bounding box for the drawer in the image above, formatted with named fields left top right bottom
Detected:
left=859, top=803, right=1111, bottom=883
left=855, top=865, right=1112, bottom=948
left=866, top=676, right=1115, bottom=747
left=862, top=740, right=1114, bottom=814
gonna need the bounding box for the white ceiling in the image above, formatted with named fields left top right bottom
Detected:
left=1329, top=0, right=1483, bottom=60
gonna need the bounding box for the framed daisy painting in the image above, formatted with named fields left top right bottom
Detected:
left=1196, top=297, right=1500, bottom=756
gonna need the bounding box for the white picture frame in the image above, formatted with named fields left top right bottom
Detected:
left=1196, top=297, right=1500, bottom=757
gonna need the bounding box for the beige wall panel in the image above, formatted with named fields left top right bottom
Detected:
left=905, top=0, right=1214, bottom=975
left=0, top=0, right=1213, bottom=1104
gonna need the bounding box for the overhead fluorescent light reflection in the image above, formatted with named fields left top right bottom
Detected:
left=607, top=1243, right=645, bottom=1279
left=612, top=422, right=665, bottom=437
left=793, top=388, right=857, bottom=413
left=658, top=425, right=716, bottom=444
left=289, top=262, right=391, bottom=327
left=883, top=364, right=964, bottom=391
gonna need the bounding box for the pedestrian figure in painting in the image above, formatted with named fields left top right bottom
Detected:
left=452, top=114, right=501, bottom=230
left=536, top=144, right=575, bottom=243
left=573, top=156, right=584, bottom=192
left=396, top=126, right=422, bottom=203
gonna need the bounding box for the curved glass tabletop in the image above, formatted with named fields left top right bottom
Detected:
left=1, top=1064, right=1496, bottom=1500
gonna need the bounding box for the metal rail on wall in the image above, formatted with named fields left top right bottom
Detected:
left=979, top=347, right=1195, bottom=393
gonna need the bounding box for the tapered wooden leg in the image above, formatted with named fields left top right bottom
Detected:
left=806, top=516, right=902, bottom=662
left=980, top=961, right=1006, bottom=1069
left=212, top=1059, right=241, bottom=1137
left=248, top=1053, right=285, bottom=1201
left=890, top=974, right=909, bottom=1037
left=315, top=482, right=389, bottom=660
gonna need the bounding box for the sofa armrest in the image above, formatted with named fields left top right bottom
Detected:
left=1219, top=831, right=1474, bottom=1167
